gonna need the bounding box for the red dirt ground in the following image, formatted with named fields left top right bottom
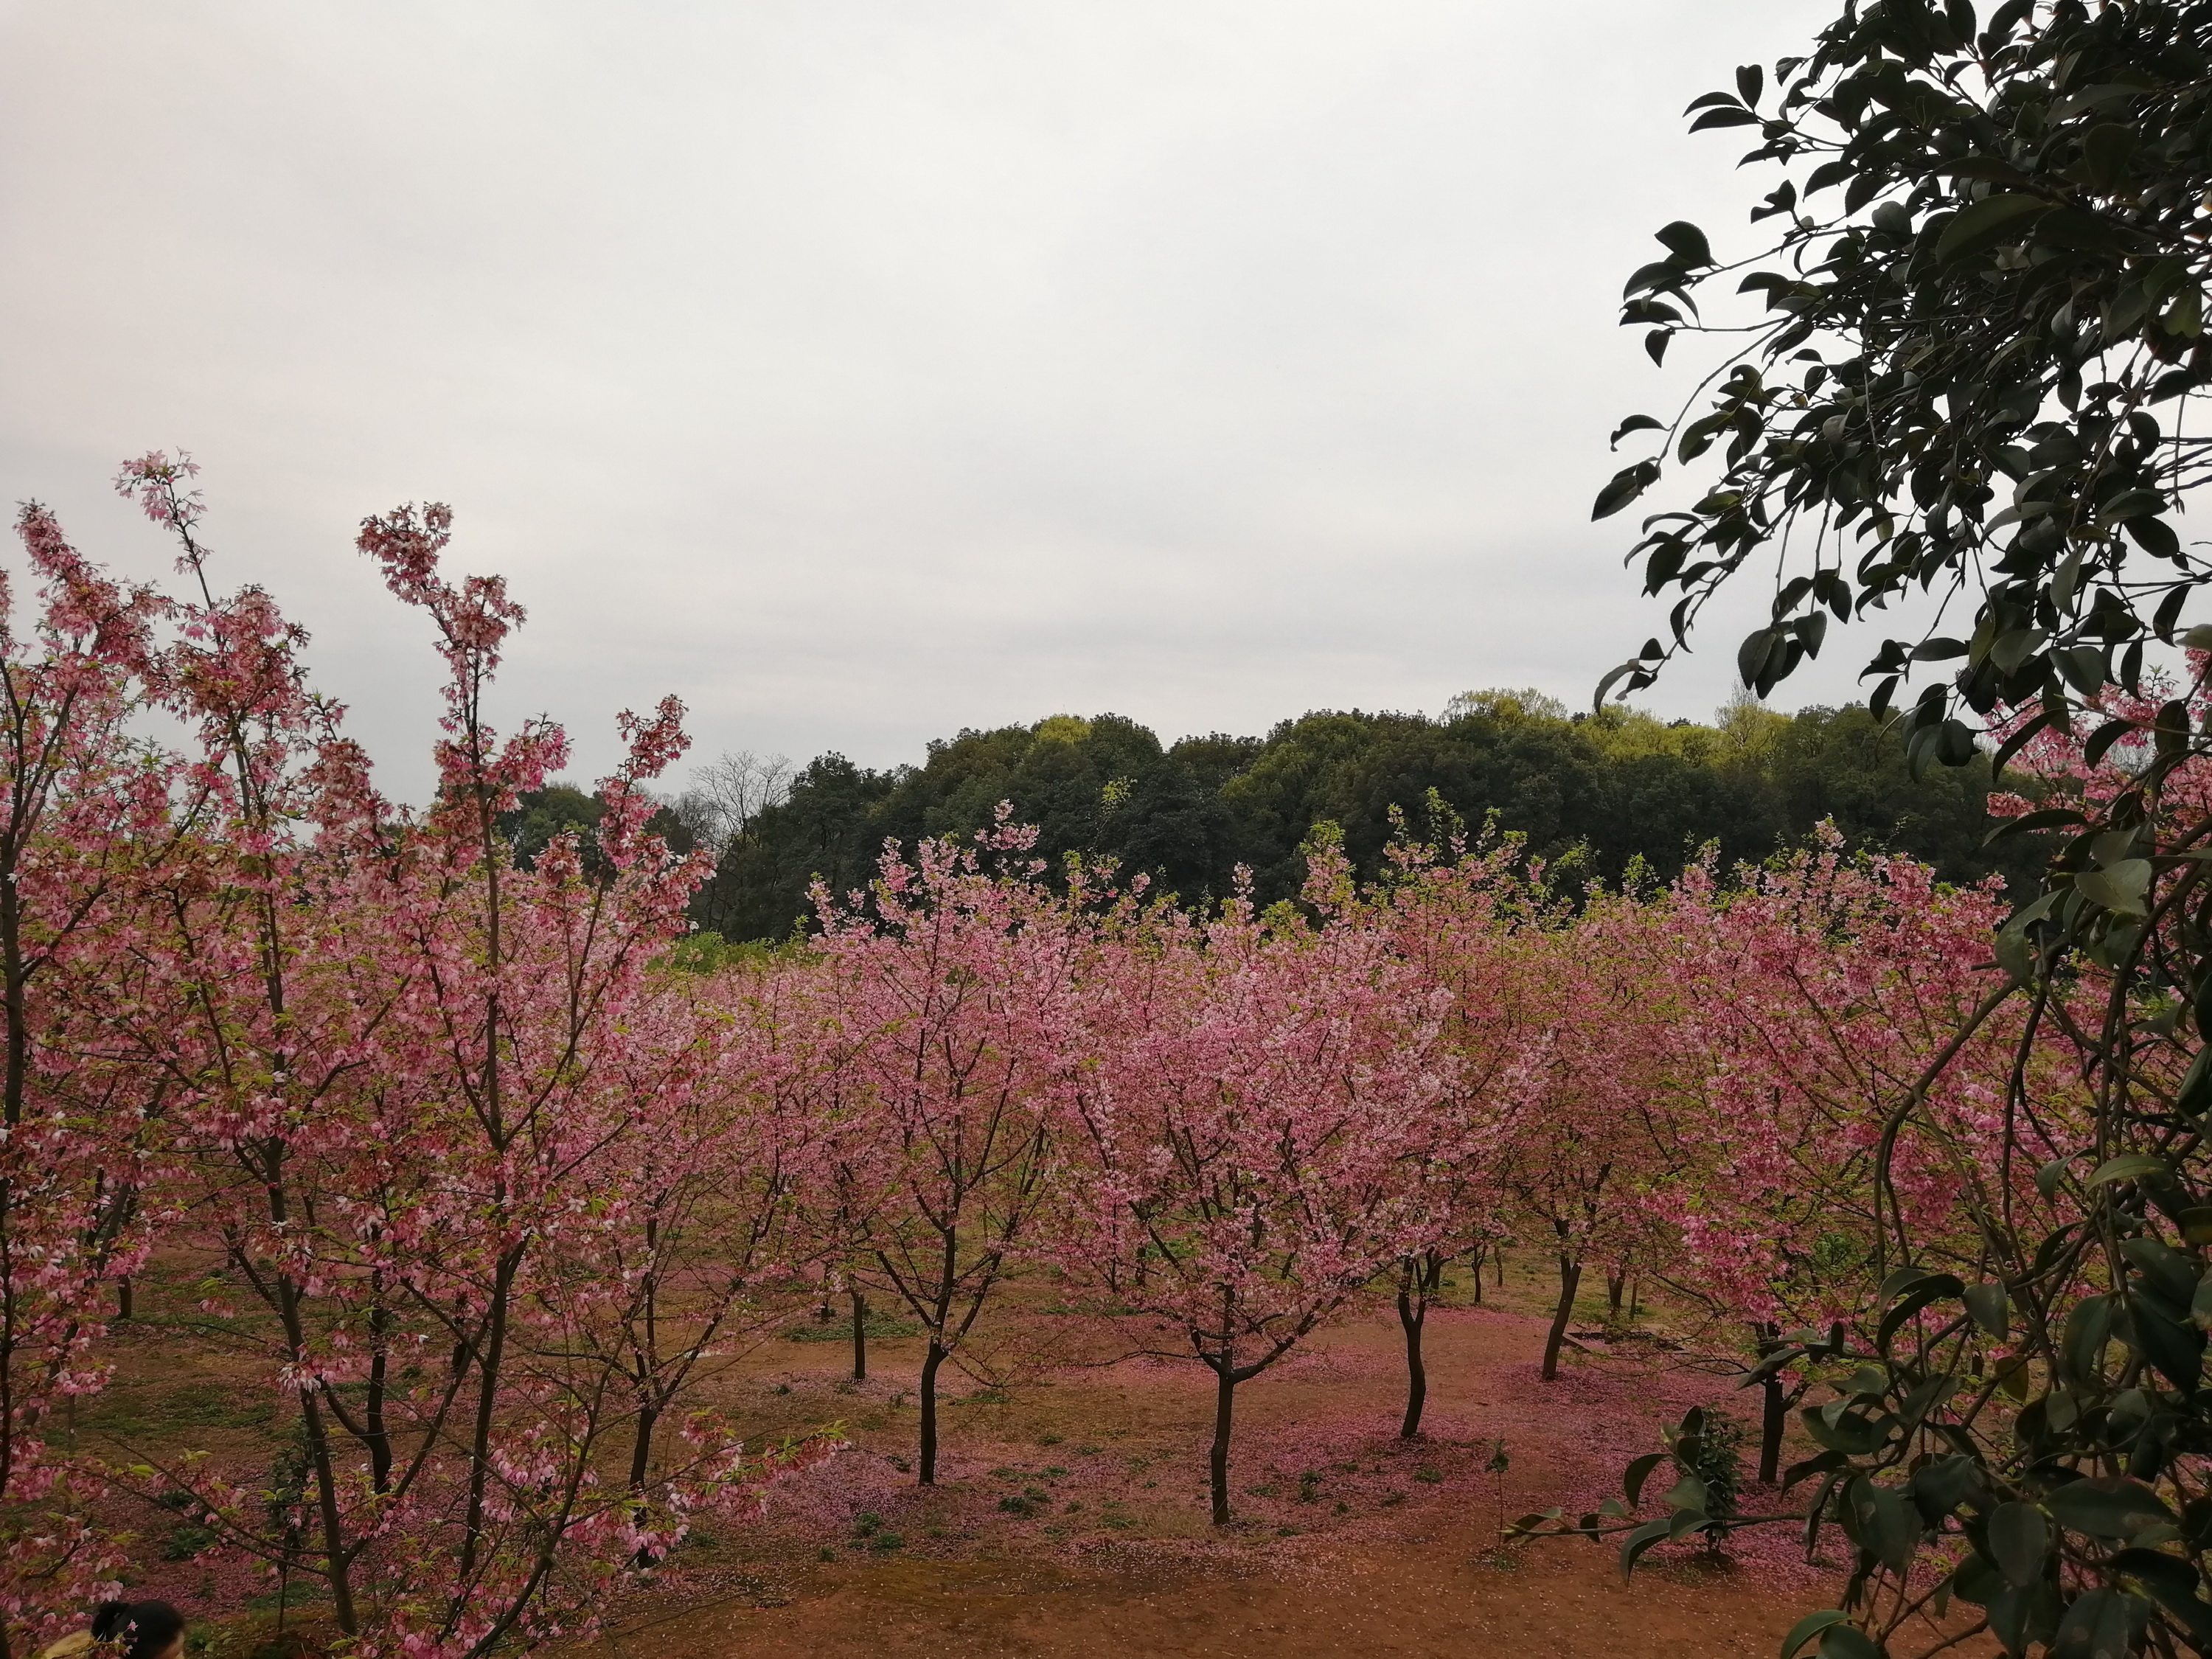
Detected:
left=94, top=1257, right=1978, bottom=1658
left=582, top=1262, right=1863, bottom=1659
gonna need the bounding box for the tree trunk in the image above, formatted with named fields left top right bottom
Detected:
left=115, top=1278, right=132, bottom=1321
left=298, top=1388, right=358, bottom=1634
left=851, top=1287, right=868, bottom=1382
left=1466, top=1242, right=1485, bottom=1305
left=365, top=1298, right=393, bottom=1494
left=919, top=1339, right=945, bottom=1485
left=1606, top=1269, right=1625, bottom=1321
left=1756, top=1324, right=1787, bottom=1484
left=1208, top=1365, right=1237, bottom=1526
left=1541, top=1252, right=1583, bottom=1382
left=457, top=1245, right=520, bottom=1596
left=1495, top=1246, right=1506, bottom=1289
left=1397, top=1258, right=1430, bottom=1439
left=265, top=1146, right=358, bottom=1637
left=628, top=1404, right=661, bottom=1492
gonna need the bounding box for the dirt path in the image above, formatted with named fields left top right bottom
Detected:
left=616, top=1524, right=1785, bottom=1658
left=588, top=1266, right=1841, bottom=1659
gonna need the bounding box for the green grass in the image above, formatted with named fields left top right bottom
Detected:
left=243, top=1585, right=327, bottom=1615
left=782, top=1315, right=922, bottom=1343
left=88, top=1382, right=274, bottom=1437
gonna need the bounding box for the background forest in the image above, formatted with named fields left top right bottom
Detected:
left=509, top=690, right=2049, bottom=943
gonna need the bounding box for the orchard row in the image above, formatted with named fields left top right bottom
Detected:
left=0, top=463, right=2104, bottom=1659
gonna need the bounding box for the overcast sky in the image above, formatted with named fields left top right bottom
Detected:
left=1, top=1, right=1855, bottom=803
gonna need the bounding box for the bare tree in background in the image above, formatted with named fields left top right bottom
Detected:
left=673, top=750, right=794, bottom=860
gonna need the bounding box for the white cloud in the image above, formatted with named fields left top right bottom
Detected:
left=1, top=0, right=1865, bottom=802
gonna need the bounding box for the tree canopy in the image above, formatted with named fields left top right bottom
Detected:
left=683, top=693, right=2044, bottom=942
left=1596, top=0, right=2212, bottom=770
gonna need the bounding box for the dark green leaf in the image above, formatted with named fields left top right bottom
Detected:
left=1984, top=807, right=2085, bottom=845
left=1991, top=1501, right=2048, bottom=1587
left=2102, top=490, right=2167, bottom=523
left=2051, top=1587, right=2149, bottom=1659
left=1935, top=194, right=2051, bottom=265
left=1878, top=1272, right=1964, bottom=1351
left=1689, top=106, right=1761, bottom=132
left=1739, top=628, right=1780, bottom=689
left=2126, top=1300, right=2204, bottom=1394
left=2089, top=1152, right=2168, bottom=1186
left=1991, top=712, right=2050, bottom=781
left=2064, top=1296, right=2118, bottom=1387
left=2126, top=515, right=2182, bottom=557
left=1593, top=461, right=1660, bottom=521
left=1618, top=1516, right=1671, bottom=1579
left=2045, top=1477, right=2175, bottom=1540
left=1912, top=636, right=1969, bottom=660
left=1818, top=1627, right=1882, bottom=1659
left=1783, top=1447, right=1848, bottom=1489
left=1780, top=1611, right=1849, bottom=1659
left=1801, top=1405, right=1887, bottom=1455
left=1624, top=1451, right=1668, bottom=1506
left=1655, top=221, right=1716, bottom=267
left=1965, top=1281, right=2009, bottom=1340
left=2076, top=860, right=2152, bottom=917
left=2178, top=1046, right=2212, bottom=1115
left=2057, top=646, right=2108, bottom=696
left=2083, top=122, right=2138, bottom=190
left=1661, top=1472, right=1708, bottom=1514
left=2083, top=718, right=2136, bottom=770
left=2118, top=1552, right=2212, bottom=1644
left=1908, top=1455, right=1981, bottom=1523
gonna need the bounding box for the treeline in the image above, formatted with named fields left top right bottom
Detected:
left=669, top=690, right=2044, bottom=942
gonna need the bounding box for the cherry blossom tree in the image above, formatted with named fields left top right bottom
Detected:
left=0, top=499, right=173, bottom=1659
left=1060, top=838, right=1458, bottom=1524
left=1648, top=835, right=2081, bottom=1482
left=81, top=461, right=815, bottom=1658
left=812, top=815, right=1080, bottom=1485
left=1363, top=821, right=1554, bottom=1433
left=1485, top=883, right=1693, bottom=1382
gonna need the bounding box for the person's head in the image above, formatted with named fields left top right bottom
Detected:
left=91, top=1601, right=184, bottom=1659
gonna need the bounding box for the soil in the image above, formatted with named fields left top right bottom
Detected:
left=586, top=1262, right=1855, bottom=1659
left=87, top=1257, right=1970, bottom=1659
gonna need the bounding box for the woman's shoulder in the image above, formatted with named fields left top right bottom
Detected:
left=39, top=1630, right=97, bottom=1659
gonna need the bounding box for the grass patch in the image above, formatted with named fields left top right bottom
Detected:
left=783, top=1315, right=922, bottom=1344
left=162, top=1523, right=219, bottom=1561
left=243, top=1585, right=327, bottom=1615
left=90, top=1382, right=274, bottom=1437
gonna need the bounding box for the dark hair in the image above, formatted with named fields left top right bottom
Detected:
left=91, top=1601, right=184, bottom=1659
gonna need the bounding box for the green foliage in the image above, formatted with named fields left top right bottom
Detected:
left=161, top=1523, right=218, bottom=1561
left=1575, top=10, right=2212, bottom=1655
left=656, top=931, right=783, bottom=975
left=497, top=785, right=695, bottom=877
left=1596, top=0, right=2212, bottom=761
left=1667, top=1408, right=1745, bottom=1520
left=692, top=700, right=2041, bottom=939
left=1560, top=7, right=2212, bottom=1658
